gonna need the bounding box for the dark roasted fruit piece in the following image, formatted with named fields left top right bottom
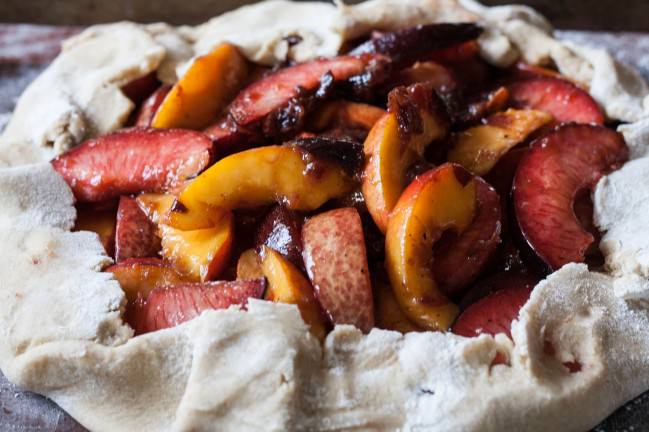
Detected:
left=308, top=100, right=386, bottom=132
left=115, top=196, right=161, bottom=262
left=135, top=84, right=171, bottom=127
left=350, top=23, right=482, bottom=67
left=452, top=284, right=532, bottom=338
left=289, top=135, right=364, bottom=177
left=52, top=128, right=213, bottom=202
left=227, top=54, right=388, bottom=138
left=508, top=77, right=605, bottom=125
left=385, top=61, right=457, bottom=93
left=433, top=178, right=502, bottom=299
left=127, top=279, right=265, bottom=335
left=458, top=271, right=539, bottom=311
left=513, top=124, right=628, bottom=270
left=362, top=82, right=450, bottom=232
left=455, top=86, right=510, bottom=127
left=255, top=205, right=304, bottom=270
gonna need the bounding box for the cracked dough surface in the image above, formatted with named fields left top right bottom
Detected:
left=1, top=1, right=649, bottom=431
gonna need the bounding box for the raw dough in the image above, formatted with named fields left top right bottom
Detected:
left=1, top=1, right=649, bottom=431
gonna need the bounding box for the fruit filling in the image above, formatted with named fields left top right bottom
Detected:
left=56, top=25, right=628, bottom=344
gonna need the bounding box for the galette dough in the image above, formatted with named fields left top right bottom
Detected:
left=1, top=165, right=649, bottom=431
left=1, top=1, right=649, bottom=431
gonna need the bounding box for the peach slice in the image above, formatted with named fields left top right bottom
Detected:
left=171, top=145, right=352, bottom=230
left=385, top=163, right=477, bottom=331
left=302, top=208, right=374, bottom=332
left=151, top=43, right=248, bottom=130
left=362, top=83, right=448, bottom=232
left=309, top=101, right=386, bottom=131
left=106, top=258, right=187, bottom=302
left=74, top=205, right=117, bottom=257
left=375, top=278, right=421, bottom=333
left=261, top=247, right=328, bottom=341
left=160, top=212, right=234, bottom=282
left=448, top=109, right=553, bottom=176
left=136, top=193, right=176, bottom=226
left=236, top=248, right=264, bottom=281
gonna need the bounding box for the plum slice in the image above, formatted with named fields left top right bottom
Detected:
left=127, top=279, right=265, bottom=335
left=433, top=177, right=502, bottom=299
left=255, top=205, right=304, bottom=270
left=302, top=208, right=374, bottom=332
left=513, top=124, right=628, bottom=270
left=52, top=127, right=213, bottom=202
left=226, top=54, right=389, bottom=137
left=452, top=283, right=532, bottom=338
left=508, top=77, right=605, bottom=125
left=134, top=84, right=171, bottom=127
left=115, top=196, right=160, bottom=262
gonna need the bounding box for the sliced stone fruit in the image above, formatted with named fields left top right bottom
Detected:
left=106, top=257, right=187, bottom=302
left=160, top=212, right=234, bottom=282
left=121, top=72, right=160, bottom=103
left=255, top=205, right=304, bottom=270
left=456, top=86, right=510, bottom=127
left=127, top=279, right=265, bottom=335
left=136, top=193, right=176, bottom=226
left=135, top=84, right=171, bottom=127
left=115, top=196, right=161, bottom=262
left=433, top=178, right=502, bottom=299
left=261, top=247, right=328, bottom=341
left=512, top=62, right=569, bottom=82
left=302, top=207, right=374, bottom=333
left=227, top=54, right=385, bottom=131
left=385, top=163, right=477, bottom=331
left=452, top=284, right=533, bottom=338
left=362, top=82, right=449, bottom=232
left=508, top=77, right=605, bottom=125
left=350, top=23, right=482, bottom=67
left=309, top=100, right=386, bottom=131
left=171, top=145, right=352, bottom=230
left=52, top=127, right=213, bottom=203
left=374, top=273, right=421, bottom=333
left=236, top=249, right=263, bottom=281
left=513, top=124, right=628, bottom=270
left=386, top=61, right=457, bottom=92
left=74, top=205, right=117, bottom=257
left=448, top=109, right=553, bottom=176
left=152, top=43, right=248, bottom=130
left=458, top=271, right=540, bottom=311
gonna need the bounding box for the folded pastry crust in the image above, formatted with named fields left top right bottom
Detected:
left=1, top=1, right=649, bottom=431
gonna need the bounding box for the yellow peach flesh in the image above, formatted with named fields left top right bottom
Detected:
left=171, top=145, right=352, bottom=230
left=385, top=164, right=476, bottom=331
left=236, top=248, right=264, bottom=281
left=160, top=212, right=233, bottom=282
left=151, top=43, right=248, bottom=130
left=362, top=106, right=446, bottom=233
left=261, top=247, right=327, bottom=341
left=108, top=262, right=187, bottom=302
left=448, top=109, right=553, bottom=175
left=136, top=193, right=176, bottom=226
